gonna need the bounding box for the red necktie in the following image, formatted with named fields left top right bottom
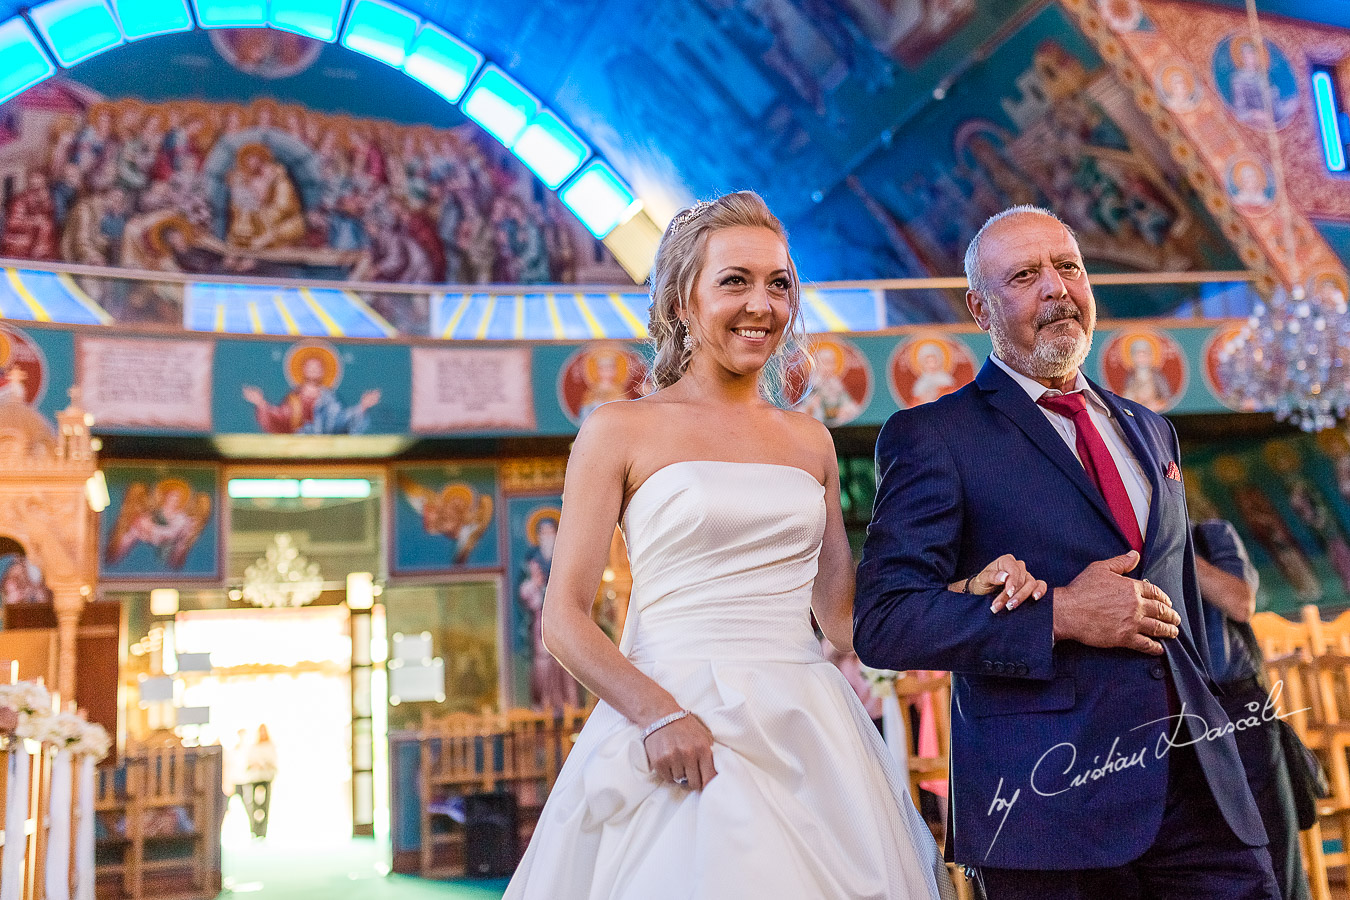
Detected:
left=1037, top=392, right=1144, bottom=553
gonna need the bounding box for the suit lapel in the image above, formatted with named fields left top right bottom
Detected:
left=975, top=360, right=1126, bottom=543
left=1091, top=379, right=1165, bottom=564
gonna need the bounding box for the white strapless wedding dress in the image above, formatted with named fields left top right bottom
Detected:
left=504, top=461, right=954, bottom=900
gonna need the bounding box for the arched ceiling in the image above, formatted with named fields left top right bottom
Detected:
left=0, top=0, right=1344, bottom=318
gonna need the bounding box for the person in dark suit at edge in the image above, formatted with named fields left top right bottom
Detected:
left=854, top=205, right=1277, bottom=899
left=1192, top=517, right=1310, bottom=900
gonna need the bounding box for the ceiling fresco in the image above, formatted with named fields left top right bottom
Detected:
left=0, top=0, right=1344, bottom=317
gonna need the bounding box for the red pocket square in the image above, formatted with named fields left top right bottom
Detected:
left=1165, top=461, right=1182, bottom=482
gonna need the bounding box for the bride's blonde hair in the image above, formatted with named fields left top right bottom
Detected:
left=646, top=191, right=809, bottom=405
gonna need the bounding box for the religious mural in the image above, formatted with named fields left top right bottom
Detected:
left=391, top=463, right=500, bottom=575
left=1097, top=327, right=1187, bottom=413
left=0, top=537, right=51, bottom=608
left=240, top=339, right=379, bottom=435
left=789, top=335, right=872, bottom=427
left=0, top=29, right=631, bottom=298
left=1186, top=432, right=1350, bottom=615
left=505, top=495, right=578, bottom=712
left=1210, top=34, right=1299, bottom=131
left=887, top=332, right=976, bottom=408
left=100, top=463, right=221, bottom=580
left=846, top=3, right=1239, bottom=300
left=556, top=343, right=648, bottom=426
left=0, top=324, right=58, bottom=451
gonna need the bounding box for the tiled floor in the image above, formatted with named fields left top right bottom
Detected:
left=221, top=835, right=508, bottom=899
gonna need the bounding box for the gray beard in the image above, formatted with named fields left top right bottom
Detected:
left=990, top=324, right=1093, bottom=380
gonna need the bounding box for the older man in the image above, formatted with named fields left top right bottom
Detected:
left=855, top=206, right=1277, bottom=898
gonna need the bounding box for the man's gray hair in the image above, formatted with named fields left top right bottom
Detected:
left=963, top=205, right=1074, bottom=298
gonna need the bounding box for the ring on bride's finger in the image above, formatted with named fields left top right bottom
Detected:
left=674, top=776, right=689, bottom=786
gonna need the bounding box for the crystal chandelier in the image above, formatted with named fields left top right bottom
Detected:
left=1211, top=0, right=1350, bottom=432
left=1217, top=286, right=1350, bottom=431
left=241, top=533, right=323, bottom=608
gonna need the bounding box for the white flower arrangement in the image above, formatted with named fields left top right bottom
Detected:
left=860, top=665, right=899, bottom=701
left=0, top=680, right=51, bottom=716
left=0, top=680, right=56, bottom=745
left=70, top=721, right=110, bottom=759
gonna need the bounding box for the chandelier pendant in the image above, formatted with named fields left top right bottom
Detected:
left=240, top=533, right=324, bottom=608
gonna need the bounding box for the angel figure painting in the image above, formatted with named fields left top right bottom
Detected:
left=391, top=464, right=500, bottom=574
left=101, top=469, right=219, bottom=579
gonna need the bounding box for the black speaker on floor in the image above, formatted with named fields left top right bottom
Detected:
left=464, top=791, right=519, bottom=877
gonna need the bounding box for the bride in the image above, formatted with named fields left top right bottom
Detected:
left=505, top=192, right=1043, bottom=899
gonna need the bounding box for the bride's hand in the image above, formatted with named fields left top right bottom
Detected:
left=643, top=714, right=717, bottom=791
left=950, top=553, right=1047, bottom=614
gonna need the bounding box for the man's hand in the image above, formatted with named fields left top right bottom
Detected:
left=1052, top=550, right=1181, bottom=655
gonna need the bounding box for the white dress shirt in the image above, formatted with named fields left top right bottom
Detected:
left=990, top=354, right=1153, bottom=540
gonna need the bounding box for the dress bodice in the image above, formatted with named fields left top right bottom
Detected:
left=619, top=460, right=827, bottom=664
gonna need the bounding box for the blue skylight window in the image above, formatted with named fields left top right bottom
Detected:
left=512, top=109, right=589, bottom=189
left=268, top=0, right=346, bottom=41
left=193, top=0, right=265, bottom=28
left=28, top=0, right=124, bottom=67
left=0, top=18, right=56, bottom=105
left=112, top=0, right=193, bottom=40
left=559, top=160, right=641, bottom=238
left=462, top=64, right=537, bottom=147
left=402, top=22, right=481, bottom=103
left=340, top=0, right=417, bottom=66
left=1313, top=69, right=1346, bottom=173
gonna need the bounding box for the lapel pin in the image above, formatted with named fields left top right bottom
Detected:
left=1123, top=409, right=1134, bottom=417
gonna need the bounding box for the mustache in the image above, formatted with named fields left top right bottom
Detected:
left=1035, top=303, right=1083, bottom=329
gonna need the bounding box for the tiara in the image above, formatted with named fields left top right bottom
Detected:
left=666, top=199, right=716, bottom=239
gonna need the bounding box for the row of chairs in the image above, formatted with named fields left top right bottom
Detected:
left=415, top=708, right=587, bottom=877
left=93, top=742, right=221, bottom=900
left=1249, top=605, right=1350, bottom=900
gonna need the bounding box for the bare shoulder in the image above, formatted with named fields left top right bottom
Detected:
left=571, top=400, right=638, bottom=457
left=779, top=407, right=833, bottom=449
left=776, top=407, right=837, bottom=478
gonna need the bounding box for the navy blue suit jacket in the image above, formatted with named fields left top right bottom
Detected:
left=855, top=358, right=1265, bottom=870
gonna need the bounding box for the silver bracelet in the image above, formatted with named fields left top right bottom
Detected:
left=641, top=709, right=692, bottom=742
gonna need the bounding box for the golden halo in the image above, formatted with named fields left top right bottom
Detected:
left=1211, top=454, right=1247, bottom=484
left=1117, top=331, right=1163, bottom=368
left=907, top=338, right=954, bottom=376
left=1309, top=271, right=1349, bottom=300
left=1159, top=64, right=1191, bottom=87
left=438, top=483, right=474, bottom=508
left=1316, top=429, right=1350, bottom=458
left=1229, top=35, right=1269, bottom=68
left=235, top=142, right=273, bottom=167
left=0, top=331, right=13, bottom=369
left=154, top=478, right=192, bottom=505
left=1231, top=159, right=1266, bottom=186
left=810, top=338, right=849, bottom=377
left=147, top=216, right=196, bottom=258
left=526, top=507, right=561, bottom=546
left=285, top=342, right=341, bottom=388
left=582, top=346, right=630, bottom=385
left=1261, top=440, right=1301, bottom=474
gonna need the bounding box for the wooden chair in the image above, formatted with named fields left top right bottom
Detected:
left=123, top=744, right=212, bottom=899
left=417, top=711, right=493, bottom=877
left=1252, top=609, right=1314, bottom=660
left=891, top=672, right=951, bottom=818
left=1281, top=608, right=1350, bottom=894
left=416, top=707, right=594, bottom=877
left=93, top=760, right=131, bottom=897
